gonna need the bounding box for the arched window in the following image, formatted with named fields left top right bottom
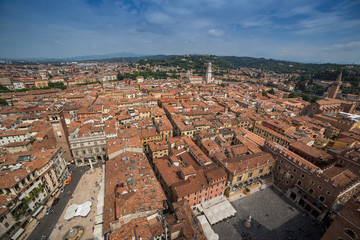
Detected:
left=344, top=228, right=356, bottom=239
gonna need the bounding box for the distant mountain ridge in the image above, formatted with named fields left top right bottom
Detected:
left=2, top=54, right=358, bottom=74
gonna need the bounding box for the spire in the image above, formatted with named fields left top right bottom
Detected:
left=336, top=72, right=342, bottom=83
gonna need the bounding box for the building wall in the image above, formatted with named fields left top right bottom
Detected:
left=70, top=135, right=107, bottom=165
left=0, top=210, right=17, bottom=238
left=0, top=133, right=30, bottom=146
left=264, top=143, right=360, bottom=221
left=178, top=179, right=226, bottom=207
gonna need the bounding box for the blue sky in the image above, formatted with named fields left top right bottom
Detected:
left=0, top=0, right=360, bottom=63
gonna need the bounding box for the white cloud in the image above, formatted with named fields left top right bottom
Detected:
left=208, top=29, right=224, bottom=36
left=146, top=12, right=173, bottom=24
left=333, top=41, right=360, bottom=50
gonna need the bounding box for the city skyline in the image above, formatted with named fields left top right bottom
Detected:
left=1, top=0, right=360, bottom=64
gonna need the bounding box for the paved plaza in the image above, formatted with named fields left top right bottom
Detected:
left=49, top=167, right=103, bottom=240
left=212, top=187, right=325, bottom=240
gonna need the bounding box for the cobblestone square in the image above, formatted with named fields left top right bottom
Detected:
left=49, top=167, right=103, bottom=240
left=212, top=187, right=325, bottom=240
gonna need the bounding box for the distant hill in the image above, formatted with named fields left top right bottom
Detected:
left=3, top=54, right=359, bottom=75
left=134, top=55, right=357, bottom=74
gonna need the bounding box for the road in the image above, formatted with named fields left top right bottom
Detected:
left=28, top=165, right=90, bottom=240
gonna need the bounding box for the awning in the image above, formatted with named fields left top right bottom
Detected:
left=197, top=215, right=219, bottom=240
left=11, top=228, right=24, bottom=240
left=198, top=196, right=237, bottom=225
left=32, top=206, right=44, bottom=218
left=64, top=201, right=93, bottom=220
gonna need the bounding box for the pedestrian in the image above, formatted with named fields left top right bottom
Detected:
left=92, top=226, right=95, bottom=232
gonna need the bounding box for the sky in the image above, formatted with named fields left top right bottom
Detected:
left=0, top=0, right=360, bottom=63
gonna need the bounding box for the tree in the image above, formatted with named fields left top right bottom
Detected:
left=268, top=88, right=275, bottom=94
left=0, top=98, right=8, bottom=106
left=117, top=73, right=124, bottom=80
left=301, top=94, right=311, bottom=102
left=0, top=85, right=9, bottom=91
left=48, top=82, right=66, bottom=90
left=288, top=92, right=299, bottom=98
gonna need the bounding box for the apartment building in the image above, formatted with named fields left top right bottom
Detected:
left=0, top=148, right=67, bottom=239
left=0, top=130, right=31, bottom=147
left=253, top=124, right=293, bottom=148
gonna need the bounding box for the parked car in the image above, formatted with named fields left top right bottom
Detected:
left=52, top=198, right=60, bottom=206
left=45, top=207, right=53, bottom=215
left=65, top=177, right=72, bottom=185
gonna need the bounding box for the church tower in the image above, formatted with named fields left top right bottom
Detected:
left=328, top=72, right=342, bottom=99
left=206, top=62, right=212, bottom=83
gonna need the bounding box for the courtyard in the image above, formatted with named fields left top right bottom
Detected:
left=212, top=187, right=325, bottom=240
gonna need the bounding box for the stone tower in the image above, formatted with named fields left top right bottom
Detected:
left=47, top=107, right=73, bottom=162
left=206, top=62, right=212, bottom=83
left=328, top=72, right=342, bottom=99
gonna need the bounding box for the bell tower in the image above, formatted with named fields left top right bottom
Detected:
left=47, top=107, right=73, bottom=162
left=206, top=62, right=212, bottom=83
left=328, top=72, right=342, bottom=99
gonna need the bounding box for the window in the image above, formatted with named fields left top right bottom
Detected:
left=286, top=164, right=290, bottom=168
left=326, top=191, right=332, bottom=196
left=344, top=228, right=357, bottom=239
left=301, top=174, right=305, bottom=178
left=310, top=180, right=315, bottom=185
left=308, top=188, right=314, bottom=194
left=290, top=175, right=294, bottom=179
left=318, top=185, right=323, bottom=190
left=297, top=180, right=302, bottom=186
left=293, top=168, right=296, bottom=173
left=319, top=196, right=325, bottom=202
left=278, top=166, right=281, bottom=170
